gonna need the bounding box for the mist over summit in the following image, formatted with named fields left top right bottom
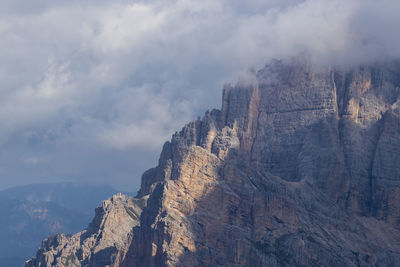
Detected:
left=1, top=0, right=400, bottom=190
left=26, top=58, right=400, bottom=266
left=2, top=1, right=400, bottom=266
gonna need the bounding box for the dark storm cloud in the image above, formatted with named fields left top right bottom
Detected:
left=0, top=0, right=399, bottom=190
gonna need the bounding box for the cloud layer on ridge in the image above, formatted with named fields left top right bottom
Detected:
left=0, top=0, right=399, bottom=190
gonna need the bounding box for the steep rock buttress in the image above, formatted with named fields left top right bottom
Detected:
left=27, top=59, right=400, bottom=266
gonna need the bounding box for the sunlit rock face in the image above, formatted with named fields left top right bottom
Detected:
left=24, top=194, right=147, bottom=267
left=26, top=58, right=400, bottom=267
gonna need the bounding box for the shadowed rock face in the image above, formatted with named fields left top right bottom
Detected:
left=26, top=59, right=400, bottom=266
left=127, top=59, right=400, bottom=267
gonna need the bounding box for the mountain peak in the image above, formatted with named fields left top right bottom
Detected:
left=26, top=60, right=400, bottom=266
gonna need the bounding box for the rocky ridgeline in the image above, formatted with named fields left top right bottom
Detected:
left=25, top=194, right=147, bottom=267
left=26, top=58, right=400, bottom=266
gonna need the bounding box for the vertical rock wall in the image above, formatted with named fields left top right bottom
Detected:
left=26, top=59, right=400, bottom=266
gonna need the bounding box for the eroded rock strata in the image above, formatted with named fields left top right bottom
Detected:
left=26, top=59, right=400, bottom=266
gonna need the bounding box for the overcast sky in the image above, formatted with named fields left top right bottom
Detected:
left=0, top=0, right=399, bottom=192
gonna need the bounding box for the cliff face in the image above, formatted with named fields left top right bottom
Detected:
left=26, top=59, right=400, bottom=266
left=25, top=195, right=146, bottom=267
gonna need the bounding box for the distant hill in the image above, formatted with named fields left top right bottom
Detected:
left=0, top=183, right=127, bottom=267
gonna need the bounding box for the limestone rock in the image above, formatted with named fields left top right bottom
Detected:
left=24, top=194, right=147, bottom=267
left=27, top=58, right=400, bottom=266
left=126, top=59, right=400, bottom=266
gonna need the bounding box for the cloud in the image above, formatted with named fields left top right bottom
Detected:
left=0, top=0, right=399, bottom=190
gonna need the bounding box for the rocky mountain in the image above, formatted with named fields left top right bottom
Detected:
left=26, top=58, right=400, bottom=266
left=25, top=194, right=146, bottom=267
left=0, top=183, right=121, bottom=267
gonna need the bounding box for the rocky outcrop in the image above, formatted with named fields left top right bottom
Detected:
left=125, top=59, right=400, bottom=266
left=27, top=58, right=400, bottom=266
left=25, top=194, right=146, bottom=267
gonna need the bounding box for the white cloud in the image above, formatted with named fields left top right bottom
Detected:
left=22, top=156, right=49, bottom=166
left=0, top=0, right=399, bottom=190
